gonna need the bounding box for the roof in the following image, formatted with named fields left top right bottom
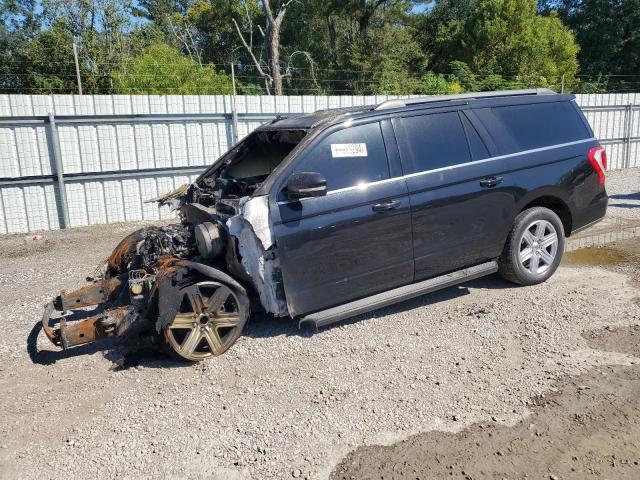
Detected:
left=258, top=106, right=372, bottom=130
left=260, top=89, right=561, bottom=132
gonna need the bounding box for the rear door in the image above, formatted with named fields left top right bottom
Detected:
left=392, top=109, right=512, bottom=280
left=271, top=120, right=413, bottom=316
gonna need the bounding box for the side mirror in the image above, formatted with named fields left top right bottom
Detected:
left=286, top=172, right=327, bottom=199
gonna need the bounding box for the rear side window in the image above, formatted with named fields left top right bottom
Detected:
left=474, top=101, right=590, bottom=154
left=394, top=112, right=471, bottom=173
left=296, top=122, right=389, bottom=191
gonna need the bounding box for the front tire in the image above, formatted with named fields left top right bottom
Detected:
left=498, top=207, right=565, bottom=286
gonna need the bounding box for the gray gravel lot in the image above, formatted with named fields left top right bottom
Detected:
left=606, top=167, right=640, bottom=221
left=0, top=168, right=639, bottom=480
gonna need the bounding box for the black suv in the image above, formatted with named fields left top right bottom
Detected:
left=42, top=89, right=608, bottom=361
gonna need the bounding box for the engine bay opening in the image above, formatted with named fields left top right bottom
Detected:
left=192, top=129, right=306, bottom=209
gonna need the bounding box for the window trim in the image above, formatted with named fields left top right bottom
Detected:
left=460, top=111, right=490, bottom=161
left=273, top=118, right=394, bottom=196
left=279, top=137, right=597, bottom=199
left=463, top=109, right=498, bottom=156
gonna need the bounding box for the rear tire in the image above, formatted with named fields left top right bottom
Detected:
left=498, top=207, right=565, bottom=286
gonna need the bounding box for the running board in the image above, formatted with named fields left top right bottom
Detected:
left=299, top=261, right=498, bottom=330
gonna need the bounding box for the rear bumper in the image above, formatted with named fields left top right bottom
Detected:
left=571, top=192, right=608, bottom=236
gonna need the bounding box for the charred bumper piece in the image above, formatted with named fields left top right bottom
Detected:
left=40, top=223, right=194, bottom=351
left=41, top=271, right=154, bottom=349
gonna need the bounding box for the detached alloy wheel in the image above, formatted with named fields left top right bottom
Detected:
left=164, top=281, right=247, bottom=361
left=499, top=207, right=565, bottom=285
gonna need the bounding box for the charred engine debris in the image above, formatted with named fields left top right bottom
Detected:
left=106, top=224, right=195, bottom=276
left=42, top=128, right=305, bottom=357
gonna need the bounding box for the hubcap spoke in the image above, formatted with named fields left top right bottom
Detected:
left=520, top=247, right=533, bottom=262
left=529, top=251, right=541, bottom=273
left=201, top=325, right=223, bottom=353
left=168, top=313, right=196, bottom=328
left=212, top=312, right=241, bottom=328
left=522, top=230, right=536, bottom=246
left=179, top=328, right=202, bottom=356
left=539, top=233, right=558, bottom=249
left=207, top=286, right=231, bottom=313
left=186, top=288, right=206, bottom=314
left=534, top=221, right=546, bottom=240
left=538, top=249, right=555, bottom=266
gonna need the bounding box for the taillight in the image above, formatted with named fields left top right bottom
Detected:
left=587, top=146, right=607, bottom=185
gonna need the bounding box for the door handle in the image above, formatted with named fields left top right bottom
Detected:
left=372, top=200, right=401, bottom=212
left=479, top=176, right=504, bottom=188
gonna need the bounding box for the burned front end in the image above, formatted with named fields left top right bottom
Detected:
left=41, top=128, right=306, bottom=361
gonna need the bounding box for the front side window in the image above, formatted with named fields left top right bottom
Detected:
left=295, top=122, right=390, bottom=191
left=394, top=112, right=471, bottom=173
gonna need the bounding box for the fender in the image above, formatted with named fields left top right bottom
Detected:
left=154, top=260, right=251, bottom=334
left=513, top=186, right=575, bottom=235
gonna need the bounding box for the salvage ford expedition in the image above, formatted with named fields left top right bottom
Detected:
left=41, top=89, right=608, bottom=361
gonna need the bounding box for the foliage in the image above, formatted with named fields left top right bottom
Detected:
left=540, top=0, right=640, bottom=80
left=111, top=44, right=232, bottom=94
left=416, top=73, right=461, bottom=95
left=419, top=0, right=579, bottom=90
left=347, top=21, right=426, bottom=94
left=1, top=0, right=637, bottom=94
left=16, top=22, right=80, bottom=93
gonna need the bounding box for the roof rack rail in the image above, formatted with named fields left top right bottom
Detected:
left=374, top=88, right=557, bottom=111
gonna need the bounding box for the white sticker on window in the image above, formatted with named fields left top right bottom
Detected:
left=331, top=143, right=368, bottom=158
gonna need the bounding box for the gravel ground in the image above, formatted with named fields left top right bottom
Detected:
left=606, top=167, right=640, bottom=221
left=332, top=237, right=640, bottom=480
left=332, top=329, right=640, bottom=480
left=0, top=169, right=639, bottom=480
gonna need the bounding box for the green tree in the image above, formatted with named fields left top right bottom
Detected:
left=279, top=0, right=427, bottom=94
left=347, top=22, right=426, bottom=94
left=418, top=0, right=579, bottom=90
left=112, top=43, right=232, bottom=94
left=1, top=0, right=43, bottom=91
left=18, top=22, right=79, bottom=93
left=540, top=0, right=640, bottom=80
left=187, top=0, right=261, bottom=64
left=34, top=0, right=135, bottom=93
left=132, top=0, right=192, bottom=29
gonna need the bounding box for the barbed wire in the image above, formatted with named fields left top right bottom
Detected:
left=3, top=59, right=640, bottom=78
left=2, top=61, right=640, bottom=94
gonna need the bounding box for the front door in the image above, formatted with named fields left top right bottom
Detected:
left=271, top=120, right=413, bottom=316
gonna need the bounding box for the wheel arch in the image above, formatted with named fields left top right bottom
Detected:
left=517, top=190, right=574, bottom=237
left=153, top=260, right=250, bottom=334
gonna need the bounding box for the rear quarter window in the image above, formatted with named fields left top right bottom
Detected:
left=474, top=101, right=590, bottom=154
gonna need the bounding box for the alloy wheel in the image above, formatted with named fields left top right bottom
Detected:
left=164, top=281, right=244, bottom=361
left=518, top=220, right=559, bottom=276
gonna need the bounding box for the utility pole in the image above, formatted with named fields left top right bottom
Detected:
left=230, top=62, right=239, bottom=145
left=560, top=74, right=565, bottom=94
left=73, top=42, right=83, bottom=95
